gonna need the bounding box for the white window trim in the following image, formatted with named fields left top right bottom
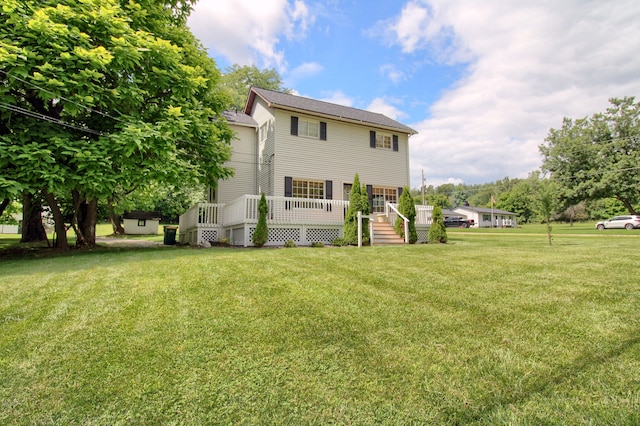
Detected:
left=298, top=119, right=320, bottom=139
left=375, top=133, right=392, bottom=150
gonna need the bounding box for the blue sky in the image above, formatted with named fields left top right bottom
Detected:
left=188, top=0, right=640, bottom=189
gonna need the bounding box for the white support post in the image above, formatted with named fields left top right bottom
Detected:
left=404, top=220, right=409, bottom=243
left=369, top=218, right=374, bottom=246
left=357, top=211, right=362, bottom=247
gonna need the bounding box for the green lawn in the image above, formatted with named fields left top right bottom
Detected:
left=1, top=232, right=639, bottom=424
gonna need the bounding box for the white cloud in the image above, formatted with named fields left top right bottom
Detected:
left=319, top=90, right=354, bottom=107
left=187, top=0, right=313, bottom=72
left=366, top=97, right=408, bottom=121
left=287, top=62, right=323, bottom=85
left=380, top=64, right=406, bottom=84
left=389, top=0, right=640, bottom=187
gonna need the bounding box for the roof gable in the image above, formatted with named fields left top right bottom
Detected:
left=245, top=87, right=417, bottom=135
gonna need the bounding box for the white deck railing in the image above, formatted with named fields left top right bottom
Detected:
left=386, top=204, right=433, bottom=226
left=180, top=195, right=350, bottom=230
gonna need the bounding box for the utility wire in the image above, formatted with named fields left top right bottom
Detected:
left=0, top=102, right=103, bottom=136
left=0, top=69, right=125, bottom=124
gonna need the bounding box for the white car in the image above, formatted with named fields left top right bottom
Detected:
left=595, top=215, right=640, bottom=230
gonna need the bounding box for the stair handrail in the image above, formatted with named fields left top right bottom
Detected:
left=386, top=203, right=409, bottom=243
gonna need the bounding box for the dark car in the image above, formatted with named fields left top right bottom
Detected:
left=444, top=216, right=474, bottom=228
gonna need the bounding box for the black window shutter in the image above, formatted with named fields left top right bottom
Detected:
left=398, top=187, right=403, bottom=198
left=366, top=185, right=373, bottom=211
left=290, top=116, right=298, bottom=136
left=325, top=180, right=332, bottom=200
left=370, top=131, right=376, bottom=148
left=320, top=122, right=327, bottom=140
left=284, top=176, right=293, bottom=197
left=393, top=135, right=399, bottom=152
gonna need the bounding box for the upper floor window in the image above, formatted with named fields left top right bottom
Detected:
left=259, top=122, right=268, bottom=142
left=299, top=120, right=320, bottom=139
left=376, top=133, right=392, bottom=149
left=370, top=130, right=399, bottom=151
left=291, top=116, right=327, bottom=140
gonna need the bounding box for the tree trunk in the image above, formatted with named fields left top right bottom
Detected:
left=20, top=193, right=47, bottom=243
left=42, top=190, right=69, bottom=249
left=617, top=195, right=638, bottom=215
left=107, top=198, right=125, bottom=235
left=0, top=198, right=10, bottom=219
left=73, top=191, right=98, bottom=248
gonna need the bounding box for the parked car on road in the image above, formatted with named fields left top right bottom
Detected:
left=444, top=216, right=475, bottom=228
left=595, top=215, right=640, bottom=230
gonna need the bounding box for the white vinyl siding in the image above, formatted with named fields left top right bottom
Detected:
left=217, top=123, right=258, bottom=203
left=272, top=110, right=410, bottom=198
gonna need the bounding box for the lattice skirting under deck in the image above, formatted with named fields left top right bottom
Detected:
left=416, top=225, right=429, bottom=243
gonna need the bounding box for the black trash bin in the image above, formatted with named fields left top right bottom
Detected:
left=163, top=226, right=178, bottom=245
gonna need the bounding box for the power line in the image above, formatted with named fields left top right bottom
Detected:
left=0, top=102, right=103, bottom=136
left=0, top=69, right=125, bottom=124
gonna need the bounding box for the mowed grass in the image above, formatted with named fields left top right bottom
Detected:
left=1, top=233, right=639, bottom=424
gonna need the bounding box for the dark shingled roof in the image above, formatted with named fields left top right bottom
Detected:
left=222, top=110, right=258, bottom=127
left=245, top=87, right=418, bottom=135
left=123, top=210, right=162, bottom=220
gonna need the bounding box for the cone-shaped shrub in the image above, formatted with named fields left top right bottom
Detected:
left=252, top=193, right=268, bottom=247
left=394, top=186, right=418, bottom=243
left=343, top=173, right=370, bottom=245
left=428, top=205, right=447, bottom=243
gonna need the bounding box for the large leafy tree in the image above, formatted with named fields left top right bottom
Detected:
left=0, top=0, right=233, bottom=248
left=221, top=65, right=290, bottom=110
left=540, top=97, right=640, bottom=215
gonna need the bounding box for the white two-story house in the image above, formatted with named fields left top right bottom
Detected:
left=180, top=87, right=427, bottom=246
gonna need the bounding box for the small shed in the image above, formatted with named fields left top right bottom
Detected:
left=123, top=211, right=161, bottom=235
left=452, top=206, right=518, bottom=228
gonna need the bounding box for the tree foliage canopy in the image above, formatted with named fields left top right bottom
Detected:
left=0, top=0, right=233, bottom=247
left=540, top=97, right=640, bottom=215
left=220, top=65, right=290, bottom=111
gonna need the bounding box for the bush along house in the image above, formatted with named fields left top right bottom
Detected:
left=179, top=87, right=435, bottom=246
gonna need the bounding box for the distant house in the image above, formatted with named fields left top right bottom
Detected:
left=452, top=206, right=517, bottom=228
left=180, top=87, right=428, bottom=246
left=123, top=211, right=161, bottom=235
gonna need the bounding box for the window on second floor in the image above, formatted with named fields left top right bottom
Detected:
left=259, top=122, right=268, bottom=142
left=370, top=130, right=399, bottom=151
left=299, top=120, right=319, bottom=138
left=291, top=116, right=327, bottom=140
left=376, top=133, right=392, bottom=149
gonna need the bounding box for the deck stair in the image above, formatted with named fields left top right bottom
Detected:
left=372, top=221, right=405, bottom=245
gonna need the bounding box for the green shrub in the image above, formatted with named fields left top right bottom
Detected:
left=284, top=240, right=297, bottom=248
left=331, top=237, right=348, bottom=247
left=343, top=173, right=370, bottom=245
left=310, top=242, right=324, bottom=248
left=428, top=205, right=448, bottom=243
left=252, top=193, right=268, bottom=247
left=394, top=186, right=418, bottom=243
